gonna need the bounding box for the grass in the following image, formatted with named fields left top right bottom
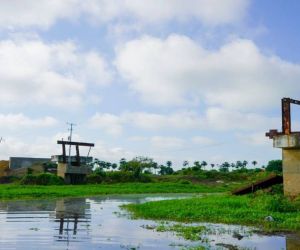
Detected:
left=0, top=182, right=229, bottom=200
left=124, top=193, right=300, bottom=232
left=156, top=223, right=208, bottom=241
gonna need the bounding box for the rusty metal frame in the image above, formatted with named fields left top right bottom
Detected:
left=266, top=98, right=300, bottom=139
left=57, top=140, right=95, bottom=165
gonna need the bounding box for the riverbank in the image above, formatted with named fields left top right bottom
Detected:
left=0, top=182, right=229, bottom=200
left=124, top=193, right=300, bottom=232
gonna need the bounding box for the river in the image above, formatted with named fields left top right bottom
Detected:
left=0, top=194, right=299, bottom=249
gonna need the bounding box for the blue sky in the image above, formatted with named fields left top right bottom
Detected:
left=0, top=0, right=299, bottom=168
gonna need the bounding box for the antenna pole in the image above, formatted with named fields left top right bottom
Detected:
left=67, top=123, right=76, bottom=166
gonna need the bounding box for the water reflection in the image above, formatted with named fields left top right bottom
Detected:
left=51, top=198, right=91, bottom=243
left=0, top=195, right=299, bottom=250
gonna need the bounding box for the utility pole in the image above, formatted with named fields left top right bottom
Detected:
left=67, top=123, right=76, bottom=166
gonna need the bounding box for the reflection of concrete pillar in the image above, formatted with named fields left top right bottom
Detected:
left=286, top=234, right=300, bottom=249
left=59, top=218, right=64, bottom=235
left=273, top=134, right=300, bottom=196
left=74, top=216, right=78, bottom=235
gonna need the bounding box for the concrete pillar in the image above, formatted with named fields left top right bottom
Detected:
left=57, top=163, right=67, bottom=179
left=273, top=134, right=300, bottom=196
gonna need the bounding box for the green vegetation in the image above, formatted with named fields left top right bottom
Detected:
left=156, top=223, right=208, bottom=241
left=20, top=173, right=64, bottom=185
left=0, top=157, right=284, bottom=203
left=0, top=182, right=228, bottom=200
left=265, top=160, right=282, bottom=173
left=124, top=189, right=300, bottom=232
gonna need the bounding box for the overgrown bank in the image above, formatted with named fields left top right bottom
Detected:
left=0, top=182, right=228, bottom=200
left=124, top=188, right=300, bottom=232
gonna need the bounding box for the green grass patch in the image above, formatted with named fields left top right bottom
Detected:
left=156, top=223, right=208, bottom=241
left=124, top=193, right=300, bottom=232
left=0, top=182, right=228, bottom=200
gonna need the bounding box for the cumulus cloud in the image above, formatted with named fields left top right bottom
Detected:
left=89, top=108, right=278, bottom=135
left=0, top=0, right=250, bottom=29
left=89, top=111, right=202, bottom=135
left=89, top=113, right=123, bottom=136
left=0, top=114, right=58, bottom=129
left=236, top=132, right=272, bottom=146
left=150, top=136, right=185, bottom=150
left=0, top=136, right=59, bottom=159
left=0, top=37, right=112, bottom=107
left=93, top=141, right=135, bottom=162
left=204, top=107, right=280, bottom=131
left=0, top=133, right=85, bottom=159
left=115, top=35, right=300, bottom=110
left=191, top=136, right=216, bottom=146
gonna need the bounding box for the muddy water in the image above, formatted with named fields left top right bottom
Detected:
left=0, top=194, right=299, bottom=250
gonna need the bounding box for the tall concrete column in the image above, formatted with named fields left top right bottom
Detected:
left=273, top=134, right=300, bottom=196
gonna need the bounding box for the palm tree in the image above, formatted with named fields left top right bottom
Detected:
left=112, top=163, right=118, bottom=170
left=242, top=160, right=248, bottom=169
left=252, top=160, right=258, bottom=167
left=183, top=160, right=189, bottom=168
left=193, top=161, right=201, bottom=170
left=201, top=161, right=207, bottom=170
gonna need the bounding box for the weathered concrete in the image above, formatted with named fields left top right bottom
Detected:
left=273, top=134, right=300, bottom=196
left=282, top=149, right=300, bottom=196
left=9, top=157, right=50, bottom=169
left=273, top=134, right=300, bottom=149
left=57, top=162, right=92, bottom=184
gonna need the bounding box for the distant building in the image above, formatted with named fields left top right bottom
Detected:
left=9, top=157, right=50, bottom=170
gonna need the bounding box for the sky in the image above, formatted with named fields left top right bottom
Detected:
left=0, top=0, right=300, bottom=168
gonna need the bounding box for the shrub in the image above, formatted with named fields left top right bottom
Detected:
left=266, top=160, right=282, bottom=173
left=0, top=176, right=20, bottom=184
left=270, top=184, right=284, bottom=195
left=253, top=193, right=298, bottom=212
left=86, top=173, right=104, bottom=184
left=105, top=171, right=152, bottom=183
left=179, top=180, right=191, bottom=185
left=263, top=195, right=297, bottom=212
left=20, top=173, right=64, bottom=185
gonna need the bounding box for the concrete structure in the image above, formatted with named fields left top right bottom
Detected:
left=54, top=140, right=94, bottom=184
left=9, top=157, right=50, bottom=170
left=266, top=98, right=300, bottom=196
left=272, top=134, right=300, bottom=196
left=54, top=159, right=93, bottom=184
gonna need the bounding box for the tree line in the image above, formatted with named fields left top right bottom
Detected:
left=90, top=157, right=282, bottom=175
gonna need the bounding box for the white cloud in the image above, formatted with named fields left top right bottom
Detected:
left=89, top=109, right=279, bottom=135
left=150, top=136, right=185, bottom=150
left=236, top=132, right=272, bottom=146
left=124, top=111, right=202, bottom=130
left=0, top=0, right=250, bottom=29
left=0, top=114, right=58, bottom=129
left=89, top=113, right=123, bottom=136
left=0, top=37, right=112, bottom=107
left=115, top=35, right=300, bottom=110
left=191, top=136, right=216, bottom=146
left=0, top=1, right=79, bottom=29
left=89, top=110, right=203, bottom=135
left=204, top=107, right=279, bottom=131
left=0, top=137, right=59, bottom=159
left=0, top=132, right=84, bottom=159
left=93, top=141, right=135, bottom=162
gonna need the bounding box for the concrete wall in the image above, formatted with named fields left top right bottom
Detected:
left=282, top=149, right=300, bottom=196
left=9, top=157, right=50, bottom=170
left=57, top=163, right=90, bottom=184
